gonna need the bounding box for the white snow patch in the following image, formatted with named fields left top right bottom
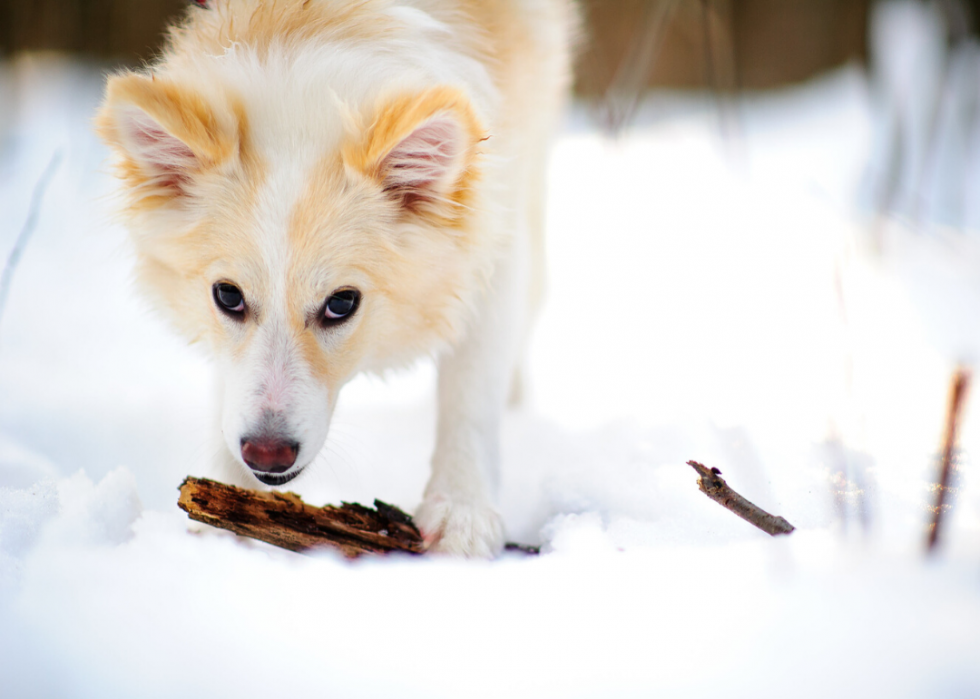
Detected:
left=2, top=15, right=980, bottom=695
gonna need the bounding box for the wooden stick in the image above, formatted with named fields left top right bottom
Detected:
left=178, top=476, right=424, bottom=558
left=927, top=367, right=971, bottom=553
left=687, top=460, right=795, bottom=536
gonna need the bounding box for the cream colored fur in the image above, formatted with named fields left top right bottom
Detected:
left=96, top=0, right=576, bottom=557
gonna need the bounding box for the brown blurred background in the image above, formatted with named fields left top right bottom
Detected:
left=578, top=0, right=869, bottom=93
left=1, top=0, right=871, bottom=92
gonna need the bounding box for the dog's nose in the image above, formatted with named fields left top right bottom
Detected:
left=240, top=438, right=300, bottom=474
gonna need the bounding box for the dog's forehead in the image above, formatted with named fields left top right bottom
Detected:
left=249, top=152, right=314, bottom=275
left=235, top=144, right=383, bottom=306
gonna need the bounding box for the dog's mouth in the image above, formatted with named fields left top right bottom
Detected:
left=253, top=468, right=303, bottom=487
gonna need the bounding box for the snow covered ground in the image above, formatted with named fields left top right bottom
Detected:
left=3, top=8, right=980, bottom=696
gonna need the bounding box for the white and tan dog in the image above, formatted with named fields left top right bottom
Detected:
left=96, top=0, right=575, bottom=556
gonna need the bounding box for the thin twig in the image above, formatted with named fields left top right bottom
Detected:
left=926, top=367, right=971, bottom=553
left=598, top=0, right=680, bottom=134
left=0, top=149, right=64, bottom=342
left=687, top=460, right=795, bottom=536
left=700, top=0, right=741, bottom=156
left=700, top=0, right=718, bottom=97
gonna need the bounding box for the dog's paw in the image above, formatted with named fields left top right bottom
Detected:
left=414, top=494, right=504, bottom=558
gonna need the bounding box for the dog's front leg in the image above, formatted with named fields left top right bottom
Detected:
left=415, top=243, right=526, bottom=557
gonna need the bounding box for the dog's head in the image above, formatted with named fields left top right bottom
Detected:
left=97, top=72, right=491, bottom=486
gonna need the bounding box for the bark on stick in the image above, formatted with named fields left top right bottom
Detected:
left=178, top=476, right=424, bottom=558
left=687, top=460, right=795, bottom=536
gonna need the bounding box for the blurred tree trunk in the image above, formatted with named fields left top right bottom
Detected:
left=0, top=0, right=186, bottom=62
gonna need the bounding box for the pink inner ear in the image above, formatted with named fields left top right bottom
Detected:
left=380, top=113, right=464, bottom=208
left=119, top=106, right=199, bottom=192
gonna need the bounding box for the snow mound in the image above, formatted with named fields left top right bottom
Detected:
left=1, top=468, right=141, bottom=590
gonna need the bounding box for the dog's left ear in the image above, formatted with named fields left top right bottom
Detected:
left=96, top=72, right=240, bottom=206
left=345, top=87, right=485, bottom=219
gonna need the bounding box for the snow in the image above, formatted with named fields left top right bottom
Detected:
left=3, top=6, right=980, bottom=695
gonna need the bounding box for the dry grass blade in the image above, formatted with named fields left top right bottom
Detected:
left=926, top=367, right=971, bottom=553
left=0, top=149, right=64, bottom=343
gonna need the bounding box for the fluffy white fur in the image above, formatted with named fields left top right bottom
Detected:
left=97, top=0, right=576, bottom=556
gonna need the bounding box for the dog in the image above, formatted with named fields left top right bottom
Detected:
left=96, top=0, right=576, bottom=556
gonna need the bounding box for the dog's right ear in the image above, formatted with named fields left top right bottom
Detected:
left=96, top=73, right=239, bottom=204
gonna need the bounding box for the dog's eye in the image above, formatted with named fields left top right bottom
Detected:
left=213, top=282, right=246, bottom=317
left=322, top=289, right=360, bottom=324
